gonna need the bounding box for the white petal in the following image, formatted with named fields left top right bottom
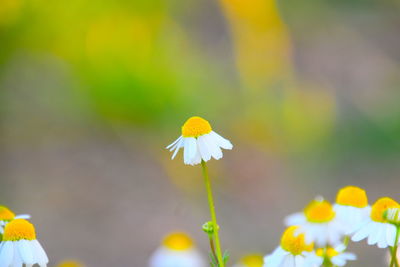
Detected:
left=15, top=214, right=31, bottom=220
left=197, top=135, right=211, bottom=162
left=0, top=242, right=14, bottom=267
left=32, top=240, right=49, bottom=265
left=284, top=213, right=306, bottom=226
left=183, top=138, right=197, bottom=165
left=171, top=138, right=184, bottom=159
left=166, top=136, right=182, bottom=149
left=17, top=240, right=34, bottom=264
left=210, top=131, right=232, bottom=150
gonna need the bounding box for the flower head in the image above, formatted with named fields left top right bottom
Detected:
left=285, top=198, right=345, bottom=246
left=149, top=232, right=206, bottom=267
left=351, top=197, right=400, bottom=248
left=263, top=226, right=321, bottom=267
left=56, top=260, right=85, bottom=267
left=233, top=254, right=263, bottom=267
left=167, top=116, right=233, bottom=165
left=315, top=244, right=356, bottom=266
left=0, top=206, right=31, bottom=234
left=333, top=186, right=370, bottom=234
left=0, top=219, right=48, bottom=267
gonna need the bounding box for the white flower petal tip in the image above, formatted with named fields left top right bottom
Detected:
left=167, top=117, right=233, bottom=165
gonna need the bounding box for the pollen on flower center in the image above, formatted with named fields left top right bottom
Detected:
left=239, top=254, right=263, bottom=267
left=370, top=197, right=400, bottom=223
left=280, top=226, right=313, bottom=255
left=336, top=186, right=368, bottom=208
left=162, top=232, right=193, bottom=251
left=2, top=219, right=36, bottom=241
left=0, top=206, right=16, bottom=221
left=181, top=116, right=212, bottom=137
left=304, top=199, right=335, bottom=223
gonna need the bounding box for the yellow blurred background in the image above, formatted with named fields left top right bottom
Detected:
left=1, top=0, right=399, bottom=266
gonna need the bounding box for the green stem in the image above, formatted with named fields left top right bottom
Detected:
left=201, top=161, right=224, bottom=267
left=343, top=235, right=350, bottom=247
left=390, top=226, right=400, bottom=267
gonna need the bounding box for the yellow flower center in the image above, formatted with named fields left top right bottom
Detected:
left=56, top=261, right=85, bottom=267
left=162, top=232, right=194, bottom=251
left=239, top=254, right=263, bottom=267
left=181, top=116, right=212, bottom=137
left=304, top=199, right=335, bottom=223
left=370, top=197, right=400, bottom=223
left=2, top=219, right=36, bottom=241
left=316, top=247, right=339, bottom=258
left=280, top=226, right=313, bottom=255
left=336, top=186, right=368, bottom=208
left=0, top=206, right=15, bottom=221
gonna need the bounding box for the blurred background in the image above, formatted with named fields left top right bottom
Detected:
left=1, top=0, right=400, bottom=266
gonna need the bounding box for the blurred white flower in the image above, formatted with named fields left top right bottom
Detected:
left=351, top=197, right=400, bottom=248
left=285, top=197, right=345, bottom=247
left=333, top=186, right=370, bottom=234
left=149, top=232, right=207, bottom=267
left=263, top=226, right=322, bottom=267
left=315, top=244, right=356, bottom=266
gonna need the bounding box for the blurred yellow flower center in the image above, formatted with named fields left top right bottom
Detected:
left=370, top=197, right=400, bottom=223
left=56, top=260, right=85, bottom=267
left=182, top=116, right=212, bottom=137
left=280, top=226, right=313, bottom=255
left=239, top=254, right=263, bottom=267
left=162, top=232, right=194, bottom=251
left=304, top=200, right=335, bottom=223
left=336, top=186, right=368, bottom=208
left=2, top=219, right=36, bottom=241
left=0, top=206, right=15, bottom=221
left=316, top=247, right=339, bottom=258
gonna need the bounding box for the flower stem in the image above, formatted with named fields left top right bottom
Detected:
left=390, top=226, right=400, bottom=267
left=201, top=161, right=224, bottom=267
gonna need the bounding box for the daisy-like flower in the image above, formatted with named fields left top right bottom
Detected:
left=263, top=226, right=322, bottom=267
left=0, top=206, right=30, bottom=234
left=285, top=198, right=345, bottom=247
left=55, top=260, right=85, bottom=267
left=333, top=186, right=370, bottom=234
left=315, top=244, right=356, bottom=266
left=149, top=232, right=207, bottom=267
left=351, top=197, right=400, bottom=248
left=0, top=219, right=48, bottom=267
left=233, top=254, right=263, bottom=267
left=166, top=116, right=233, bottom=165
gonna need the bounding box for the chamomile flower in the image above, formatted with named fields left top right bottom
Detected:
left=149, top=232, right=206, bottom=267
left=315, top=244, right=356, bottom=266
left=285, top=198, right=345, bottom=247
left=166, top=116, right=233, bottom=165
left=0, top=206, right=30, bottom=234
left=333, top=186, right=370, bottom=234
left=351, top=197, right=400, bottom=248
left=233, top=254, right=263, bottom=267
left=55, top=260, right=85, bottom=267
left=263, top=226, right=322, bottom=267
left=0, top=219, right=48, bottom=267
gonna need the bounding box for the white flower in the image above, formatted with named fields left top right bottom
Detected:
left=315, top=244, right=356, bottom=266
left=351, top=197, right=400, bottom=248
left=0, top=206, right=30, bottom=234
left=167, top=116, right=232, bottom=165
left=149, top=232, right=206, bottom=267
left=263, top=226, right=322, bottom=267
left=285, top=198, right=345, bottom=247
left=333, top=186, right=370, bottom=235
left=0, top=219, right=48, bottom=267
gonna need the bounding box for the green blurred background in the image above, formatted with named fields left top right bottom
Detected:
left=1, top=0, right=400, bottom=266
